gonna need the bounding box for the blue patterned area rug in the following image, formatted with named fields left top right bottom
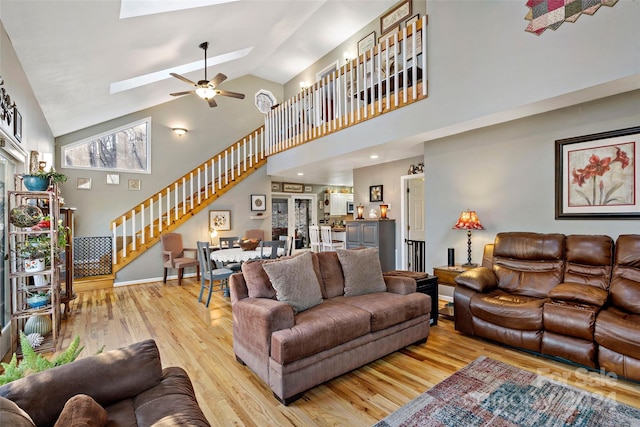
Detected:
left=373, top=356, right=640, bottom=426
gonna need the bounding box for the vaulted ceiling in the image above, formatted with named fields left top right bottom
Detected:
left=2, top=0, right=397, bottom=137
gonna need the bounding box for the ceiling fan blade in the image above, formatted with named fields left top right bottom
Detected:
left=207, top=97, right=218, bottom=108
left=170, top=72, right=196, bottom=86
left=169, top=90, right=195, bottom=97
left=216, top=90, right=245, bottom=100
left=208, top=73, right=227, bottom=89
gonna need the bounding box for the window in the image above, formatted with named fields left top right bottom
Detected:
left=63, top=117, right=151, bottom=173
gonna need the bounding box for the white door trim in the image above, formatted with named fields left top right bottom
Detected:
left=400, top=173, right=425, bottom=270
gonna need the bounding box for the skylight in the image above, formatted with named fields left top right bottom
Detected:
left=119, top=0, right=239, bottom=19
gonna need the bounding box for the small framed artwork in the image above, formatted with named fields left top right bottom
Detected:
left=77, top=178, right=92, bottom=190
left=405, top=30, right=423, bottom=62
left=209, top=210, right=231, bottom=231
left=283, top=182, right=304, bottom=193
left=555, top=126, right=640, bottom=219
left=106, top=173, right=120, bottom=185
left=251, top=194, right=267, bottom=211
left=13, top=107, right=22, bottom=142
left=380, top=0, right=412, bottom=35
left=405, top=13, right=420, bottom=28
left=370, top=185, right=383, bottom=202
left=357, top=31, right=376, bottom=56
left=128, top=179, right=141, bottom=191
left=271, top=182, right=281, bottom=192
left=304, top=185, right=313, bottom=193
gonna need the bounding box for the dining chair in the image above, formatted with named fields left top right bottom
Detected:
left=259, top=240, right=286, bottom=259
left=196, top=241, right=234, bottom=305
left=161, top=232, right=200, bottom=286
left=309, top=226, right=321, bottom=252
left=219, top=236, right=239, bottom=249
left=320, top=226, right=345, bottom=252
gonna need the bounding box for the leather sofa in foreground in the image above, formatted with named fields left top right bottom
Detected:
left=0, top=339, right=210, bottom=427
left=454, top=232, right=640, bottom=382
left=230, top=249, right=431, bottom=404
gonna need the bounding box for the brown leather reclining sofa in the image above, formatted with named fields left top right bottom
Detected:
left=454, top=232, right=640, bottom=382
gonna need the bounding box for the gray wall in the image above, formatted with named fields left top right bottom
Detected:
left=0, top=21, right=54, bottom=167
left=425, top=90, right=640, bottom=274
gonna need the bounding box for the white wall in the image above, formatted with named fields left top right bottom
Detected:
left=425, top=90, right=640, bottom=276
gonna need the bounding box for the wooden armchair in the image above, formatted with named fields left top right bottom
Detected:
left=161, top=233, right=200, bottom=286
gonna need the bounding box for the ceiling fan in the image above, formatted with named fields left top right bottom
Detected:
left=169, top=42, right=245, bottom=108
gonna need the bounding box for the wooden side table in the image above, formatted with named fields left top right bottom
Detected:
left=433, top=265, right=471, bottom=319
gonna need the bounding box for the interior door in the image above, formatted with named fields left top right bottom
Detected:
left=407, top=177, right=425, bottom=241
left=0, top=152, right=17, bottom=358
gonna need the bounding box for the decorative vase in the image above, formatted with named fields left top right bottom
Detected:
left=24, top=258, right=45, bottom=273
left=33, top=274, right=49, bottom=288
left=24, top=315, right=52, bottom=336
left=22, top=175, right=50, bottom=191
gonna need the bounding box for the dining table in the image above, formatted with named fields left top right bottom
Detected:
left=210, top=247, right=285, bottom=264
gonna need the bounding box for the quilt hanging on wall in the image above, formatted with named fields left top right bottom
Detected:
left=525, top=0, right=618, bottom=35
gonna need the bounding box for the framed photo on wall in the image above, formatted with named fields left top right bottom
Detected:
left=380, top=0, right=412, bottom=35
left=370, top=185, right=383, bottom=202
left=283, top=182, right=304, bottom=193
left=251, top=194, right=267, bottom=211
left=209, top=210, right=231, bottom=231
left=555, top=126, right=640, bottom=219
left=357, top=31, right=376, bottom=56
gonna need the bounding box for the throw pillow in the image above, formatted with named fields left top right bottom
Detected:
left=54, top=394, right=108, bottom=427
left=262, top=252, right=323, bottom=313
left=0, top=397, right=35, bottom=427
left=241, top=260, right=276, bottom=299
left=337, top=248, right=386, bottom=297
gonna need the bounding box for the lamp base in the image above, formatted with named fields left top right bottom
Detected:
left=461, top=262, right=477, bottom=268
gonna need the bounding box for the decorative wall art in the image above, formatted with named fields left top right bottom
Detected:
left=380, top=0, right=412, bottom=35
left=13, top=107, right=22, bottom=142
left=357, top=31, right=376, bottom=56
left=555, top=126, right=639, bottom=219
left=251, top=194, right=267, bottom=211
left=128, top=179, right=141, bottom=191
left=525, top=0, right=618, bottom=35
left=209, top=210, right=231, bottom=231
left=106, top=173, right=120, bottom=185
left=370, top=185, right=384, bottom=202
left=283, top=182, right=304, bottom=193
left=76, top=178, right=92, bottom=190
left=271, top=182, right=281, bottom=192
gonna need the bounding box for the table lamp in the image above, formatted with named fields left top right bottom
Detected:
left=210, top=228, right=218, bottom=245
left=452, top=210, right=484, bottom=267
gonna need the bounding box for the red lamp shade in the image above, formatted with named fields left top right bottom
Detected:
left=452, top=210, right=484, bottom=230
left=452, top=210, right=484, bottom=267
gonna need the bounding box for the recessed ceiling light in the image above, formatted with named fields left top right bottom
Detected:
left=297, top=172, right=304, bottom=176
left=370, top=155, right=379, bottom=159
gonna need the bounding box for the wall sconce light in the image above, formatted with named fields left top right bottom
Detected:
left=356, top=204, right=365, bottom=220
left=344, top=52, right=351, bottom=63
left=299, top=81, right=308, bottom=91
left=210, top=228, right=218, bottom=245
left=172, top=128, right=188, bottom=137
left=452, top=209, right=484, bottom=267
left=379, top=204, right=389, bottom=219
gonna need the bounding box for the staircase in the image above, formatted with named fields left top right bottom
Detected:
left=109, top=17, right=428, bottom=275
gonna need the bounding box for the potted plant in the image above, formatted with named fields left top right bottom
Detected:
left=22, top=167, right=67, bottom=191
left=15, top=236, right=51, bottom=272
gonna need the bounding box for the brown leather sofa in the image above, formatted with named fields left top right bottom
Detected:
left=0, top=339, right=210, bottom=426
left=230, top=250, right=431, bottom=404
left=454, top=232, right=640, bottom=382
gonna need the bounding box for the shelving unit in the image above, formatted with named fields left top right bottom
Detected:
left=8, top=180, right=61, bottom=354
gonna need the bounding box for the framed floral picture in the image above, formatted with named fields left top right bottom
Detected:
left=209, top=210, right=231, bottom=231
left=370, top=185, right=383, bottom=202
left=555, top=126, right=639, bottom=219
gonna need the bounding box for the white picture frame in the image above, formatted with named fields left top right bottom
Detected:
left=76, top=178, right=92, bottom=190
left=106, top=173, right=120, bottom=185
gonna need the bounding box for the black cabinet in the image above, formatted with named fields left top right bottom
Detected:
left=346, top=220, right=395, bottom=272
left=385, top=271, right=438, bottom=326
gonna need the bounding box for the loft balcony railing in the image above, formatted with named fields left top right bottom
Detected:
left=109, top=17, right=428, bottom=273
left=265, top=16, right=428, bottom=154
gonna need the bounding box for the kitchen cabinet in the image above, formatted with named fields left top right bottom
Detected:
left=329, top=193, right=353, bottom=216
left=345, top=220, right=395, bottom=271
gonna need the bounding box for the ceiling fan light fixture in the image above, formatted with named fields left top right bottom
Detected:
left=172, top=127, right=188, bottom=136
left=195, top=86, right=216, bottom=99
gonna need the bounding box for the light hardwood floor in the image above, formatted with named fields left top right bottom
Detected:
left=57, top=278, right=640, bottom=426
